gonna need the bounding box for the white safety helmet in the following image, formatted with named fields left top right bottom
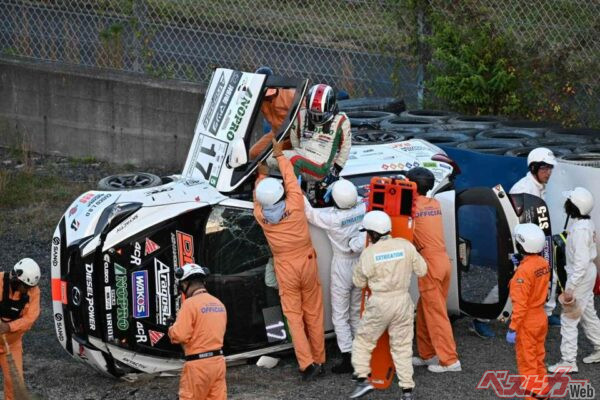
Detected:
left=514, top=223, right=546, bottom=254
left=563, top=187, right=594, bottom=216
left=360, top=210, right=391, bottom=235
left=331, top=179, right=358, bottom=209
left=12, top=258, right=41, bottom=287
left=527, top=147, right=556, bottom=167
left=256, top=178, right=284, bottom=207
left=175, top=263, right=210, bottom=282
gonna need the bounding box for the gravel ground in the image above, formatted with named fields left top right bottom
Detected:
left=1, top=149, right=599, bottom=399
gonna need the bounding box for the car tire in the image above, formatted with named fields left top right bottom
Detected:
left=558, top=152, right=600, bottom=168
left=476, top=128, right=542, bottom=141
left=498, top=120, right=558, bottom=134
left=410, top=131, right=471, bottom=147
left=338, top=97, right=406, bottom=113
left=399, top=109, right=459, bottom=122
left=545, top=128, right=600, bottom=140
left=443, top=116, right=504, bottom=130
left=346, top=111, right=396, bottom=129
left=380, top=117, right=436, bottom=133
left=352, top=130, right=407, bottom=145
left=457, top=139, right=522, bottom=154
left=524, top=136, right=591, bottom=147
left=505, top=146, right=572, bottom=158
left=98, top=172, right=163, bottom=191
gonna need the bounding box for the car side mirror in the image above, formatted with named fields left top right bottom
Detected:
left=228, top=138, right=248, bottom=168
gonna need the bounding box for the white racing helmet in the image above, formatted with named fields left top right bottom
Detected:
left=527, top=147, right=556, bottom=167
left=331, top=179, right=358, bottom=209
left=13, top=258, right=41, bottom=287
left=176, top=263, right=210, bottom=282
left=514, top=223, right=546, bottom=254
left=563, top=187, right=594, bottom=216
left=256, top=178, right=284, bottom=207
left=360, top=210, right=391, bottom=235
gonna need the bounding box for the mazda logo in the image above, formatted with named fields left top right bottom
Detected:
left=72, top=287, right=82, bottom=306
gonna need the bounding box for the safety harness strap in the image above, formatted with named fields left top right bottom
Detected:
left=184, top=349, right=223, bottom=361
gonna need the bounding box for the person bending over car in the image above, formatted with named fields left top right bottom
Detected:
left=254, top=138, right=326, bottom=381
left=169, top=263, right=227, bottom=400
left=0, top=258, right=40, bottom=400
left=268, top=83, right=351, bottom=185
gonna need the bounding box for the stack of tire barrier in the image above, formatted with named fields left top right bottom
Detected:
left=339, top=97, right=600, bottom=167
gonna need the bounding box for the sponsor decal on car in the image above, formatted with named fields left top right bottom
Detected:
left=145, top=187, right=173, bottom=197
left=70, top=219, right=80, bottom=231
left=115, top=214, right=139, bottom=233
left=132, top=271, right=149, bottom=319
left=84, top=193, right=112, bottom=217
left=145, top=238, right=160, bottom=256
left=106, top=312, right=114, bottom=341
left=130, top=242, right=142, bottom=266
left=51, top=237, right=60, bottom=268
left=176, top=231, right=195, bottom=267
left=79, top=192, right=95, bottom=204
left=227, top=87, right=254, bottom=141
left=202, top=71, right=226, bottom=132
left=149, top=330, right=165, bottom=346
left=422, top=161, right=437, bottom=168
left=209, top=71, right=241, bottom=136
left=114, top=263, right=129, bottom=330
left=54, top=313, right=65, bottom=343
left=136, top=321, right=148, bottom=343
left=69, top=206, right=78, bottom=216
left=103, top=254, right=110, bottom=284
left=85, top=263, right=96, bottom=330
left=155, top=259, right=172, bottom=325
left=104, top=286, right=112, bottom=310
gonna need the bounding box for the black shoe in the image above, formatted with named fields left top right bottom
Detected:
left=401, top=389, right=414, bottom=400
left=332, top=352, right=354, bottom=374
left=302, top=363, right=323, bottom=382
left=350, top=378, right=374, bottom=399
left=351, top=373, right=359, bottom=382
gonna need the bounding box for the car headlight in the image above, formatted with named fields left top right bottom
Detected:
left=94, top=203, right=142, bottom=237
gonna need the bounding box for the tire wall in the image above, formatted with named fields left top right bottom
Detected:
left=546, top=162, right=600, bottom=270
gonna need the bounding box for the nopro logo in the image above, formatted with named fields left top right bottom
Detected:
left=132, top=271, right=149, bottom=319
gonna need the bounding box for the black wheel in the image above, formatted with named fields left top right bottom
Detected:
left=505, top=146, right=572, bottom=158
left=400, top=109, right=459, bottom=122
left=457, top=139, right=522, bottom=154
left=352, top=130, right=407, bottom=145
left=524, top=136, right=591, bottom=147
left=410, top=131, right=471, bottom=146
left=98, top=172, right=162, bottom=191
left=498, top=120, right=558, bottom=134
left=476, top=128, right=542, bottom=141
left=546, top=128, right=600, bottom=140
left=346, top=111, right=396, bottom=129
left=445, top=116, right=504, bottom=130
left=338, top=97, right=406, bottom=113
left=380, top=117, right=435, bottom=133
left=558, top=152, right=600, bottom=168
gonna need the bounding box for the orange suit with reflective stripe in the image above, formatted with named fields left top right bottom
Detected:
left=509, top=255, right=550, bottom=399
left=169, top=291, right=227, bottom=400
left=254, top=155, right=326, bottom=370
left=249, top=88, right=295, bottom=159
left=0, top=272, right=40, bottom=400
left=413, top=195, right=459, bottom=366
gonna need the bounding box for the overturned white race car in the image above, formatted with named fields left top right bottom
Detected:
left=51, top=69, right=540, bottom=377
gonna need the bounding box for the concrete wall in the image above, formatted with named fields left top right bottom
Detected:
left=0, top=57, right=205, bottom=170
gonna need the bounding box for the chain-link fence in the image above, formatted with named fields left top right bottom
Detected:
left=0, top=0, right=598, bottom=123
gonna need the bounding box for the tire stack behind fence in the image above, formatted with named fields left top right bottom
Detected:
left=339, top=97, right=600, bottom=168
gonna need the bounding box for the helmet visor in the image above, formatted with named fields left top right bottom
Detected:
left=308, top=110, right=332, bottom=125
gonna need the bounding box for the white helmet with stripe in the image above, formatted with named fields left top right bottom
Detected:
left=307, top=83, right=337, bottom=125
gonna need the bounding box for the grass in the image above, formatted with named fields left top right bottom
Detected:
left=0, top=171, right=90, bottom=238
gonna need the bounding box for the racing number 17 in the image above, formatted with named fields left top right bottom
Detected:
left=195, top=141, right=217, bottom=180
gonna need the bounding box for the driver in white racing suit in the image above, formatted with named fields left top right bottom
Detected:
left=269, top=84, right=351, bottom=183
left=303, top=179, right=366, bottom=374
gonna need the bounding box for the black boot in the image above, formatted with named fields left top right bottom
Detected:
left=332, top=352, right=353, bottom=374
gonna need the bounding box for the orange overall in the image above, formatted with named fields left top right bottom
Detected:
left=509, top=255, right=550, bottom=399
left=169, top=291, right=227, bottom=400
left=249, top=88, right=295, bottom=159
left=413, top=195, right=459, bottom=366
left=0, top=272, right=40, bottom=400
left=254, top=155, right=326, bottom=370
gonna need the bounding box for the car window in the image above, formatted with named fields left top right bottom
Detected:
left=457, top=204, right=500, bottom=305
left=204, top=205, right=271, bottom=274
